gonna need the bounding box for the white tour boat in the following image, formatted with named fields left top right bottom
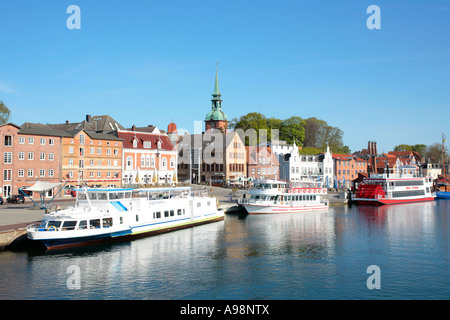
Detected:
left=238, top=179, right=329, bottom=214
left=27, top=187, right=224, bottom=250
left=352, top=173, right=435, bottom=205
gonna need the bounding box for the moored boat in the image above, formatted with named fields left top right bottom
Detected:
left=26, top=187, right=224, bottom=250
left=238, top=179, right=328, bottom=214
left=352, top=173, right=435, bottom=205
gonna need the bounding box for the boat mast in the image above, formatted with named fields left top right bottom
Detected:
left=443, top=132, right=447, bottom=181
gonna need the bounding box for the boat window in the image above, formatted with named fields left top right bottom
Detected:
left=170, top=210, right=174, bottom=216
left=98, top=193, right=107, bottom=200
left=78, top=220, right=87, bottom=230
left=109, top=192, right=118, bottom=199
left=88, top=193, right=97, bottom=200
left=197, top=202, right=201, bottom=207
left=164, top=211, right=169, bottom=217
left=136, top=215, right=139, bottom=222
left=153, top=212, right=161, bottom=219
left=47, top=220, right=61, bottom=230
left=116, top=192, right=124, bottom=199
left=177, top=209, right=182, bottom=215
left=272, top=184, right=277, bottom=188
left=120, top=217, right=123, bottom=224
left=89, top=219, right=101, bottom=229
left=124, top=192, right=131, bottom=199
left=207, top=201, right=211, bottom=206
left=78, top=193, right=87, bottom=200
left=103, top=218, right=113, bottom=228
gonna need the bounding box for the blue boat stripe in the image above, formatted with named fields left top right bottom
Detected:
left=111, top=201, right=128, bottom=212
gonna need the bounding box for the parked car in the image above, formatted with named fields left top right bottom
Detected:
left=0, top=196, right=3, bottom=205
left=6, top=194, right=25, bottom=203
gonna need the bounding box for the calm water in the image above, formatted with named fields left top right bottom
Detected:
left=0, top=201, right=449, bottom=300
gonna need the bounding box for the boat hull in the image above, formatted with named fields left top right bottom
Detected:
left=30, top=214, right=224, bottom=250
left=436, top=191, right=450, bottom=199
left=240, top=203, right=328, bottom=214
left=352, top=196, right=435, bottom=206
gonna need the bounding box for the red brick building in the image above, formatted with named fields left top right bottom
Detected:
left=0, top=123, right=62, bottom=199
left=246, top=146, right=280, bottom=180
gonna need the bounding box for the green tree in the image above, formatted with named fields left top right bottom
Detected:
left=394, top=144, right=413, bottom=151
left=0, top=100, right=11, bottom=124
left=280, top=116, right=305, bottom=146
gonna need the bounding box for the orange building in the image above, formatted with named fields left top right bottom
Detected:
left=61, top=130, right=122, bottom=188
left=333, top=154, right=368, bottom=188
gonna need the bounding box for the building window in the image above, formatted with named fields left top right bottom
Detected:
left=69, top=159, right=73, bottom=166
left=40, top=152, right=45, bottom=161
left=133, top=139, right=138, bottom=148
left=97, top=148, right=101, bottom=155
left=28, top=137, right=34, bottom=144
left=19, top=137, right=25, bottom=144
left=49, top=169, right=54, bottom=177
left=143, top=141, right=151, bottom=149
left=162, top=157, right=167, bottom=169
left=170, top=158, right=175, bottom=168
left=69, top=147, right=74, bottom=154
left=28, top=152, right=34, bottom=160
left=49, top=153, right=54, bottom=161
left=27, top=169, right=34, bottom=177
left=141, top=155, right=145, bottom=167
left=18, top=169, right=24, bottom=177
left=40, top=138, right=46, bottom=145
left=97, top=171, right=101, bottom=178
left=3, top=169, right=12, bottom=181
left=126, top=156, right=133, bottom=170
left=18, top=152, right=25, bottom=160
left=79, top=134, right=85, bottom=145
left=40, top=169, right=45, bottom=177
left=90, top=148, right=95, bottom=155
left=4, top=152, right=12, bottom=164
left=4, top=135, right=12, bottom=147
left=107, top=149, right=111, bottom=155
left=49, top=138, right=54, bottom=145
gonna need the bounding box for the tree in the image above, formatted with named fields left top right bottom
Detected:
left=0, top=100, right=11, bottom=124
left=304, top=117, right=350, bottom=153
left=279, top=116, right=305, bottom=146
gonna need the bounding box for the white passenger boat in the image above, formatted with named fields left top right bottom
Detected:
left=27, top=187, right=224, bottom=250
left=238, top=179, right=329, bottom=214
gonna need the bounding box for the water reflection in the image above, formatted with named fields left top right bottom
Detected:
left=0, top=201, right=449, bottom=299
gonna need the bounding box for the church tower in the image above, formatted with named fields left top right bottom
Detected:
left=205, top=68, right=228, bottom=132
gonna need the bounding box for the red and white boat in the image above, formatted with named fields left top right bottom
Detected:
left=352, top=173, right=435, bottom=205
left=238, top=179, right=329, bottom=214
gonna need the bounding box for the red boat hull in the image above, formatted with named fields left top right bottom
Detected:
left=353, top=196, right=435, bottom=206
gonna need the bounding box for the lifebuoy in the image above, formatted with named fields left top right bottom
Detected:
left=48, top=226, right=57, bottom=231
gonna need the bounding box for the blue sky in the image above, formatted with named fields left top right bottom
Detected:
left=1, top=0, right=449, bottom=153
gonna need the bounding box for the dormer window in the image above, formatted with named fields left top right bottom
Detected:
left=133, top=138, right=138, bottom=148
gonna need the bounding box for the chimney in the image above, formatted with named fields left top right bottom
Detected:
left=86, top=115, right=92, bottom=123
left=132, top=125, right=136, bottom=131
left=65, top=120, right=69, bottom=124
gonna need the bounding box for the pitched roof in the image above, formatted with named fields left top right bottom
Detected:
left=117, top=130, right=174, bottom=151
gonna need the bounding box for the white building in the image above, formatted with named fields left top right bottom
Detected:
left=278, top=143, right=334, bottom=187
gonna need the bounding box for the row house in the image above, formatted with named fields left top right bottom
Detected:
left=118, top=125, right=177, bottom=186
left=333, top=153, right=368, bottom=188
left=20, top=114, right=124, bottom=193
left=278, top=143, right=335, bottom=187
left=246, top=145, right=280, bottom=181
left=177, top=131, right=247, bottom=186
left=0, top=123, right=62, bottom=199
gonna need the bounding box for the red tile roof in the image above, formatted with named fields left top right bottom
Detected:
left=118, top=131, right=174, bottom=151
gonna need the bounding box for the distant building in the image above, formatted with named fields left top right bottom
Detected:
left=205, top=69, right=228, bottom=132
left=333, top=153, right=368, bottom=189
left=177, top=132, right=247, bottom=186
left=0, top=123, right=62, bottom=199
left=118, top=125, right=177, bottom=186
left=246, top=145, right=280, bottom=180
left=278, top=143, right=334, bottom=187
